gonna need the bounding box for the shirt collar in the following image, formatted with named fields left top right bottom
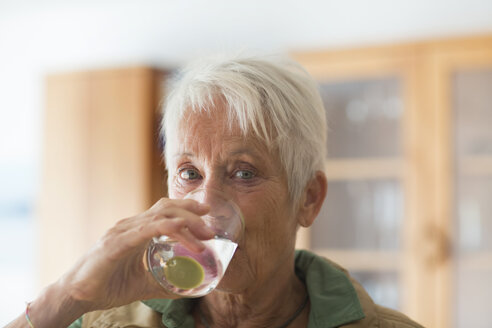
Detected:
left=142, top=250, right=365, bottom=328
left=295, top=250, right=365, bottom=327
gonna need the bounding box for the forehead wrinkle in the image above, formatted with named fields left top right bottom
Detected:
left=171, top=105, right=275, bottom=166
left=172, top=131, right=270, bottom=167
left=179, top=137, right=253, bottom=161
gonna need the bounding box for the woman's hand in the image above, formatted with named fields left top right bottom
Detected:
left=8, top=197, right=213, bottom=328
left=62, top=197, right=214, bottom=309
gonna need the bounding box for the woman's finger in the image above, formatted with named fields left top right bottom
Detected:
left=172, top=227, right=209, bottom=253
left=118, top=215, right=214, bottom=251
left=150, top=198, right=210, bottom=215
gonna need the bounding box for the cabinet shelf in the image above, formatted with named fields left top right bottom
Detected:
left=325, top=158, right=403, bottom=180
left=458, top=251, right=492, bottom=271
left=314, top=249, right=401, bottom=271
left=459, top=155, right=492, bottom=176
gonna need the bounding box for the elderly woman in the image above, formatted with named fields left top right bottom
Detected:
left=8, top=56, right=423, bottom=328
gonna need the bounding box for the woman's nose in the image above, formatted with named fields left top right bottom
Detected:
left=201, top=186, right=226, bottom=207
left=201, top=175, right=226, bottom=196
left=200, top=173, right=235, bottom=203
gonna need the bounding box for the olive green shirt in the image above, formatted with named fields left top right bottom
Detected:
left=69, top=250, right=423, bottom=328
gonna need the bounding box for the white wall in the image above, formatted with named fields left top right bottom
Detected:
left=1, top=0, right=492, bottom=324
left=2, top=0, right=492, bottom=167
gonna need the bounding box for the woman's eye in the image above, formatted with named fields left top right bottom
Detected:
left=234, top=170, right=255, bottom=179
left=179, top=168, right=201, bottom=180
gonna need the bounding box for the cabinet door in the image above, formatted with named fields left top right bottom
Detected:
left=314, top=78, right=404, bottom=310
left=454, top=70, right=492, bottom=328
left=40, top=68, right=166, bottom=287
left=431, top=39, right=492, bottom=328
left=293, top=46, right=418, bottom=313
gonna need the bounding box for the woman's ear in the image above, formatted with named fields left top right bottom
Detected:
left=297, top=171, right=327, bottom=228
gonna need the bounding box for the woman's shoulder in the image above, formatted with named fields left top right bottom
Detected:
left=343, top=268, right=425, bottom=328
left=373, top=304, right=425, bottom=328
left=295, top=251, right=424, bottom=328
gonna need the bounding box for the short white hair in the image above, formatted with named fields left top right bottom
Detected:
left=162, top=54, right=327, bottom=205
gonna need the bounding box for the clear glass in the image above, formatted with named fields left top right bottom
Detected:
left=147, top=237, right=238, bottom=297
left=351, top=271, right=400, bottom=310
left=453, top=70, right=492, bottom=155
left=454, top=175, right=492, bottom=327
left=311, top=180, right=403, bottom=250
left=319, top=78, right=402, bottom=158
left=455, top=267, right=492, bottom=328
left=455, top=177, right=492, bottom=251
left=147, top=189, right=244, bottom=297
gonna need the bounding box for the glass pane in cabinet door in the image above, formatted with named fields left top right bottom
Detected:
left=454, top=177, right=492, bottom=328
left=311, top=179, right=403, bottom=250
left=454, top=70, right=492, bottom=155
left=456, top=177, right=492, bottom=251
left=319, top=78, right=403, bottom=158
left=351, top=271, right=400, bottom=310
left=455, top=269, right=492, bottom=328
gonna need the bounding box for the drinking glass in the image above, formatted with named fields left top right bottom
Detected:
left=146, top=188, right=244, bottom=297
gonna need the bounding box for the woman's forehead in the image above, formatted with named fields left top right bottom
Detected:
left=172, top=125, right=267, bottom=158
left=167, top=124, right=273, bottom=169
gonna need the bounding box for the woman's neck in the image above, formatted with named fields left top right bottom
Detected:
left=195, top=255, right=309, bottom=328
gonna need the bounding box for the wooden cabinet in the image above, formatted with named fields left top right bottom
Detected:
left=39, top=67, right=167, bottom=287
left=293, top=35, right=492, bottom=328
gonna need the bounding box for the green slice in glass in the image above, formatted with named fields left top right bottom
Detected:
left=163, top=256, right=205, bottom=290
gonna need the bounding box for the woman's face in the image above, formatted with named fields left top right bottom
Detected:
left=166, top=105, right=299, bottom=293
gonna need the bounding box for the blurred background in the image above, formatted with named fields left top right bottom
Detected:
left=1, top=1, right=492, bottom=327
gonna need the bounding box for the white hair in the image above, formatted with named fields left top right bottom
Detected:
left=162, top=54, right=327, bottom=205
